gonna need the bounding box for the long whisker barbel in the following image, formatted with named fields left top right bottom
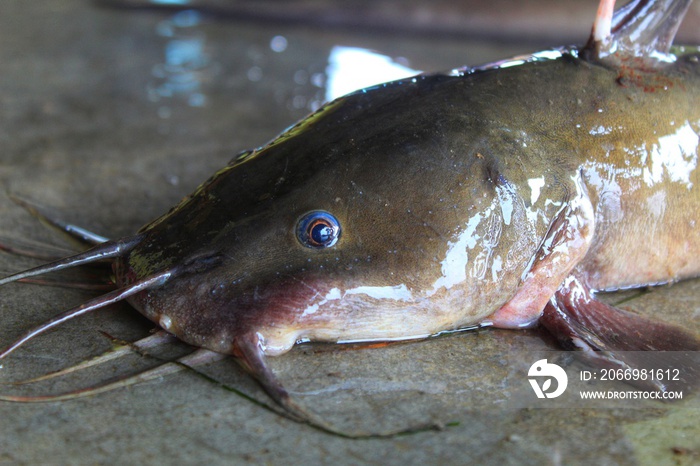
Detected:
left=0, top=265, right=175, bottom=360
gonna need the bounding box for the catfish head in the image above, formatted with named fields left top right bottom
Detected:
left=116, top=75, right=549, bottom=360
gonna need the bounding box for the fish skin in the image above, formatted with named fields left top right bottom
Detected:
left=0, top=0, right=696, bottom=420
left=115, top=47, right=700, bottom=356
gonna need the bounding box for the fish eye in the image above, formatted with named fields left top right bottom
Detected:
left=297, top=211, right=341, bottom=249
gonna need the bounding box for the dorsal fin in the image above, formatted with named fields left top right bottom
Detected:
left=586, top=0, right=693, bottom=65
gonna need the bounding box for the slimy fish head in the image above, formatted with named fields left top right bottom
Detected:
left=117, top=80, right=538, bottom=359
left=0, top=67, right=558, bottom=417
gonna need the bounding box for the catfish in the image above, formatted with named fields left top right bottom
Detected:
left=0, top=0, right=698, bottom=421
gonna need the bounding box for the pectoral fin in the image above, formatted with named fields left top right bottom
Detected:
left=540, top=275, right=700, bottom=392
left=486, top=174, right=595, bottom=328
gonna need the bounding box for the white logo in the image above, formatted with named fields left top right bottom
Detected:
left=528, top=359, right=568, bottom=399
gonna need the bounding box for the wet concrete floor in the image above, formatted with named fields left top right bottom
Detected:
left=0, top=1, right=699, bottom=464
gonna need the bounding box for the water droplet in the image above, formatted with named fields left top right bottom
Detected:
left=291, top=95, right=306, bottom=109
left=294, top=69, right=309, bottom=85
left=270, top=35, right=288, bottom=53
left=247, top=66, right=263, bottom=82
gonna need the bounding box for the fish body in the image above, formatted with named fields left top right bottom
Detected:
left=1, top=0, right=699, bottom=418
left=116, top=47, right=700, bottom=355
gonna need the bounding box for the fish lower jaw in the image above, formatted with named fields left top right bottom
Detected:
left=480, top=316, right=540, bottom=329
left=257, top=314, right=492, bottom=356
left=258, top=330, right=435, bottom=357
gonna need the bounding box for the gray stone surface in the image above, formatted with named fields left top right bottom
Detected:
left=0, top=1, right=698, bottom=465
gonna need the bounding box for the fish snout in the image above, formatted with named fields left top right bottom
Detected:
left=115, top=251, right=328, bottom=356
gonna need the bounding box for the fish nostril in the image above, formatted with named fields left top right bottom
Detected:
left=182, top=253, right=225, bottom=273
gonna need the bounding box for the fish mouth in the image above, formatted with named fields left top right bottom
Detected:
left=116, top=257, right=328, bottom=355
left=117, top=253, right=442, bottom=358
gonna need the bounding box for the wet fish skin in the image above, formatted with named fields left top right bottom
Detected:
left=1, top=0, right=698, bottom=418
left=117, top=47, right=700, bottom=356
